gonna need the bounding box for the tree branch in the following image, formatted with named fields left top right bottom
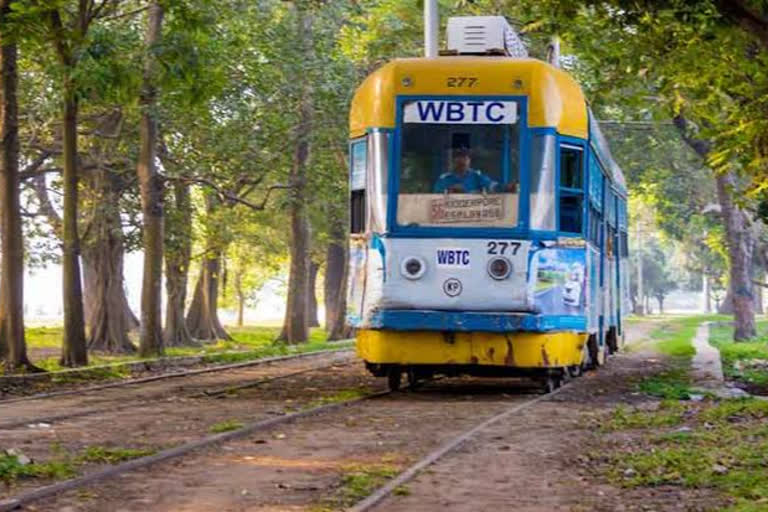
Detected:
left=715, top=0, right=768, bottom=50
left=31, top=175, right=63, bottom=234
left=172, top=176, right=291, bottom=211
left=672, top=115, right=711, bottom=158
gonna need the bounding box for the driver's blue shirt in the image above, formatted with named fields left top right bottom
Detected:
left=433, top=169, right=500, bottom=193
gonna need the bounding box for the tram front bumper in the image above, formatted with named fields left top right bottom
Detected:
left=356, top=329, right=587, bottom=368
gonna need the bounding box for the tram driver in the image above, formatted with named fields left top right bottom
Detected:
left=434, top=147, right=518, bottom=194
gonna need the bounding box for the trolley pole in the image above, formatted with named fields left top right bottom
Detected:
left=547, top=36, right=561, bottom=68
left=636, top=216, right=644, bottom=315
left=424, top=0, right=438, bottom=58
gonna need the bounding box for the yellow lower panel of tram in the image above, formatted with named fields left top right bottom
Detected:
left=356, top=330, right=587, bottom=368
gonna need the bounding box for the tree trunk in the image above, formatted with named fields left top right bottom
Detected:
left=756, top=273, right=764, bottom=314
left=83, top=257, right=138, bottom=334
left=718, top=288, right=735, bottom=314
left=0, top=7, right=35, bottom=372
left=59, top=85, right=88, bottom=367
left=716, top=172, right=756, bottom=340
left=308, top=261, right=320, bottom=328
left=324, top=217, right=351, bottom=341
left=703, top=274, right=711, bottom=313
left=278, top=7, right=313, bottom=344
left=163, top=182, right=194, bottom=346
left=234, top=269, right=245, bottom=328
left=186, top=252, right=231, bottom=341
left=136, top=0, right=165, bottom=357
left=81, top=166, right=137, bottom=353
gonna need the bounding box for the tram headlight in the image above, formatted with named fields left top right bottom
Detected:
left=401, top=257, right=426, bottom=280
left=487, top=256, right=512, bottom=280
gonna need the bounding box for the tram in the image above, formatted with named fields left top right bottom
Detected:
left=346, top=16, right=630, bottom=390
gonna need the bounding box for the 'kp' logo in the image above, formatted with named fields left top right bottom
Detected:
left=443, top=278, right=463, bottom=297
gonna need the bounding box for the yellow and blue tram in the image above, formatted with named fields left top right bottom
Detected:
left=345, top=17, right=630, bottom=390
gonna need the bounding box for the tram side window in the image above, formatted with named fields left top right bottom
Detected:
left=350, top=139, right=367, bottom=234
left=620, top=231, right=629, bottom=258
left=559, top=146, right=584, bottom=234
left=588, top=207, right=601, bottom=246
left=530, top=134, right=556, bottom=231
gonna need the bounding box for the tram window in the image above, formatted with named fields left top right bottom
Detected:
left=620, top=231, right=629, bottom=258
left=560, top=146, right=583, bottom=189
left=606, top=226, right=616, bottom=257
left=530, top=134, right=556, bottom=231
left=558, top=145, right=584, bottom=234
left=559, top=194, right=582, bottom=233
left=588, top=206, right=601, bottom=246
left=350, top=190, right=365, bottom=234
left=397, top=100, right=521, bottom=228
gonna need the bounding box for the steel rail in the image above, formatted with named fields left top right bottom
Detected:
left=0, top=389, right=391, bottom=512
left=0, top=358, right=356, bottom=430
left=1, top=347, right=353, bottom=405
left=348, top=383, right=569, bottom=512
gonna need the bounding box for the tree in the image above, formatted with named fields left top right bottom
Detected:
left=46, top=1, right=102, bottom=367
left=186, top=193, right=231, bottom=341
left=163, top=181, right=194, bottom=346
left=278, top=4, right=314, bottom=344
left=0, top=0, right=36, bottom=371
left=136, top=0, right=165, bottom=357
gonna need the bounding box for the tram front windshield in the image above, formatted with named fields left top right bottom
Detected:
left=397, top=99, right=520, bottom=228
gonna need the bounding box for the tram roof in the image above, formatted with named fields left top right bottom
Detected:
left=349, top=57, right=588, bottom=138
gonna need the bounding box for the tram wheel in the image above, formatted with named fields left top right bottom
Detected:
left=406, top=367, right=426, bottom=390
left=386, top=366, right=402, bottom=392
left=544, top=375, right=561, bottom=393
left=567, top=365, right=582, bottom=378
left=586, top=334, right=600, bottom=370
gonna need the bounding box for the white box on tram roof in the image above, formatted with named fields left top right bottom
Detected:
left=446, top=16, right=528, bottom=57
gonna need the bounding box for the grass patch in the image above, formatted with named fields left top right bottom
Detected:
left=602, top=400, right=686, bottom=431
left=710, top=321, right=768, bottom=391
left=334, top=464, right=398, bottom=507
left=307, top=389, right=368, bottom=408
left=637, top=367, right=693, bottom=400
left=76, top=446, right=156, bottom=464
left=0, top=454, right=76, bottom=485
left=208, top=420, right=245, bottom=433
left=599, top=397, right=768, bottom=511
left=0, top=443, right=159, bottom=486
left=649, top=315, right=728, bottom=358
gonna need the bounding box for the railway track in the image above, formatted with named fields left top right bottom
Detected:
left=0, top=350, right=356, bottom=430
left=0, top=370, right=565, bottom=512
left=0, top=386, right=392, bottom=512
left=0, top=346, right=353, bottom=405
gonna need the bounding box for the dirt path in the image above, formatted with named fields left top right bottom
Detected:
left=376, top=320, right=724, bottom=512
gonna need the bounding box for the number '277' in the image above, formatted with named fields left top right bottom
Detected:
left=487, top=241, right=520, bottom=255
left=446, top=77, right=478, bottom=87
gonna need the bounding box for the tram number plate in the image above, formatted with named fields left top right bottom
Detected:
left=486, top=241, right=521, bottom=256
